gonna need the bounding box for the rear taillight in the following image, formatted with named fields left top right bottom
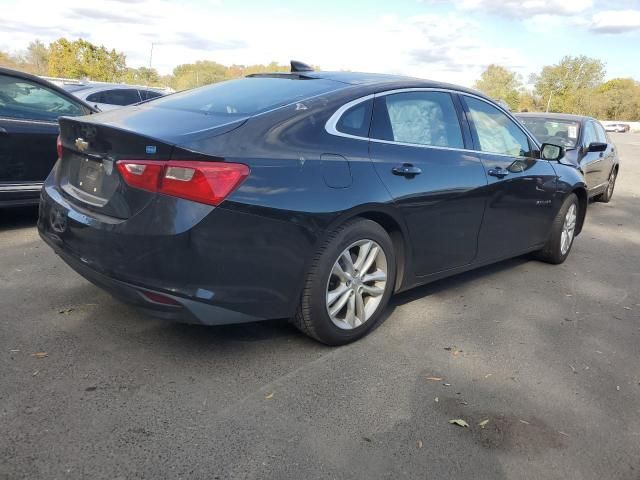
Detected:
left=56, top=135, right=63, bottom=158
left=116, top=160, right=249, bottom=206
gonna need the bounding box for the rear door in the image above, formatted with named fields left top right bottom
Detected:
left=460, top=94, right=557, bottom=261
left=368, top=89, right=488, bottom=276
left=0, top=73, right=86, bottom=187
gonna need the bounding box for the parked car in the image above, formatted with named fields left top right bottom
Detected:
left=67, top=84, right=167, bottom=111
left=0, top=67, right=95, bottom=207
left=604, top=123, right=630, bottom=133
left=39, top=64, right=587, bottom=345
left=516, top=113, right=619, bottom=202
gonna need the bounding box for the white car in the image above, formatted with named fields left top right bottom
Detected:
left=65, top=84, right=168, bottom=111
left=604, top=123, right=630, bottom=133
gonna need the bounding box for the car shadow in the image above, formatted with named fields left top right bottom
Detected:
left=0, top=205, right=39, bottom=231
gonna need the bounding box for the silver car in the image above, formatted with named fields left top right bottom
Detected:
left=65, top=84, right=168, bottom=111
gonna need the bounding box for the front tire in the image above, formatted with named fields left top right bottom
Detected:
left=535, top=193, right=579, bottom=264
left=595, top=168, right=617, bottom=203
left=293, top=218, right=396, bottom=345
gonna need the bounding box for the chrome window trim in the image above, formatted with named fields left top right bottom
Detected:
left=324, top=87, right=543, bottom=159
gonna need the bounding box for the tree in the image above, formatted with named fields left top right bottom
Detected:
left=24, top=40, right=49, bottom=75
left=121, top=67, right=161, bottom=86
left=474, top=64, right=522, bottom=110
left=47, top=38, right=126, bottom=81
left=532, top=55, right=605, bottom=113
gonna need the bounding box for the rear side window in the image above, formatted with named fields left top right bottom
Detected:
left=0, top=74, right=85, bottom=121
left=149, top=77, right=343, bottom=118
left=464, top=96, right=532, bottom=157
left=370, top=91, right=464, bottom=148
left=139, top=89, right=163, bottom=101
left=335, top=100, right=372, bottom=137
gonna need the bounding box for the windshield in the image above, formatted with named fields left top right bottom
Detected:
left=149, top=77, right=343, bottom=118
left=518, top=117, right=580, bottom=148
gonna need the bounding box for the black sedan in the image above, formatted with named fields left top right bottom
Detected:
left=39, top=64, right=587, bottom=345
left=0, top=67, right=95, bottom=207
left=516, top=112, right=620, bottom=202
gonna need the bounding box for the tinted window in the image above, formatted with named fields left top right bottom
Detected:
left=593, top=122, right=608, bottom=143
left=139, top=89, right=163, bottom=101
left=582, top=122, right=598, bottom=147
left=517, top=117, right=580, bottom=148
left=370, top=91, right=464, bottom=148
left=0, top=74, right=85, bottom=121
left=465, top=96, right=531, bottom=157
left=150, top=77, right=343, bottom=118
left=336, top=100, right=372, bottom=137
left=93, top=89, right=141, bottom=106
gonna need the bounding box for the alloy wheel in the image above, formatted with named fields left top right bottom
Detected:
left=560, top=203, right=577, bottom=255
left=326, top=240, right=388, bottom=330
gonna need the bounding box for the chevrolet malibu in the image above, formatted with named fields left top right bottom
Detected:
left=38, top=64, right=588, bottom=345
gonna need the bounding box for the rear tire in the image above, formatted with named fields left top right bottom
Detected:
left=595, top=168, right=617, bottom=203
left=293, top=218, right=396, bottom=345
left=535, top=193, right=579, bottom=265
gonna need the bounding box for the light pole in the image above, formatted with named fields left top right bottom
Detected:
left=149, top=42, right=155, bottom=69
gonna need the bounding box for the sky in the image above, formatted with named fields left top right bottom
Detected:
left=1, top=0, right=640, bottom=87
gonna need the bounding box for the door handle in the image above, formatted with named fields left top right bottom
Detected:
left=0, top=127, right=7, bottom=135
left=488, top=167, right=509, bottom=179
left=392, top=163, right=422, bottom=177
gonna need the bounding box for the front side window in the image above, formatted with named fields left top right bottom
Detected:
left=370, top=91, right=464, bottom=148
left=465, top=96, right=531, bottom=157
left=582, top=121, right=598, bottom=147
left=593, top=122, right=608, bottom=143
left=0, top=74, right=85, bottom=121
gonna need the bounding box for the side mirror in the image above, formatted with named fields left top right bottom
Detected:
left=587, top=142, right=607, bottom=153
left=540, top=143, right=565, bottom=161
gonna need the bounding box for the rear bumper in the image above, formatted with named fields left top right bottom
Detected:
left=39, top=227, right=262, bottom=325
left=37, top=173, right=313, bottom=325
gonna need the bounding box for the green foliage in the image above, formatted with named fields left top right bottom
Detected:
left=47, top=38, right=126, bottom=81
left=473, top=64, right=522, bottom=110
left=169, top=60, right=290, bottom=90
left=532, top=55, right=605, bottom=113
left=121, top=67, right=161, bottom=86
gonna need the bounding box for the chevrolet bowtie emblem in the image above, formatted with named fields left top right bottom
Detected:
left=75, top=137, right=89, bottom=152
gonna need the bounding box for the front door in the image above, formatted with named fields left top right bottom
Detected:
left=460, top=95, right=557, bottom=262
left=368, top=90, right=488, bottom=276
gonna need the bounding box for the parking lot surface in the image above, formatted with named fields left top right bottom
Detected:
left=1, top=133, right=639, bottom=480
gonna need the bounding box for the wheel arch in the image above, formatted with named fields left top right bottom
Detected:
left=572, top=186, right=588, bottom=235
left=316, top=206, right=411, bottom=293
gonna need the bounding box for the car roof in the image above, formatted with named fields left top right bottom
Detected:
left=0, top=66, right=97, bottom=112
left=516, top=112, right=594, bottom=123
left=250, top=70, right=494, bottom=101
left=74, top=84, right=165, bottom=94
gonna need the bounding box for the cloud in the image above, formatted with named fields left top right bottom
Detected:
left=427, top=0, right=594, bottom=19
left=67, top=7, right=153, bottom=24
left=589, top=9, right=640, bottom=33
left=173, top=32, right=246, bottom=51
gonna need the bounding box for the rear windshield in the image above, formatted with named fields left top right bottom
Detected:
left=149, top=77, right=343, bottom=117
left=518, top=117, right=580, bottom=148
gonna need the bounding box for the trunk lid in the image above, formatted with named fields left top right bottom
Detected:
left=56, top=107, right=245, bottom=219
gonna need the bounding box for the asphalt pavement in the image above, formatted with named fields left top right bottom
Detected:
left=1, top=133, right=639, bottom=480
